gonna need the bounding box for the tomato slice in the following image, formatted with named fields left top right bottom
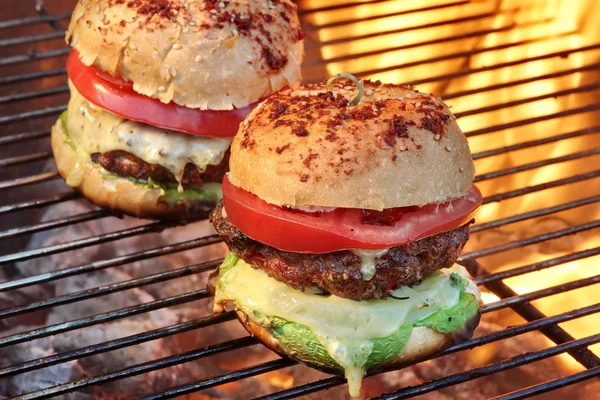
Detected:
left=222, top=175, right=482, bottom=253
left=66, top=50, right=258, bottom=137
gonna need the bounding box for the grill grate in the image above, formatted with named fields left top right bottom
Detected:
left=1, top=0, right=600, bottom=399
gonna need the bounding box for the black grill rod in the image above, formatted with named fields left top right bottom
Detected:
left=443, top=62, right=600, bottom=100
left=254, top=303, right=600, bottom=400
left=0, top=219, right=179, bottom=266
left=492, top=367, right=600, bottom=400
left=0, top=171, right=59, bottom=191
left=476, top=246, right=600, bottom=285
left=0, top=209, right=109, bottom=241
left=309, top=22, right=569, bottom=68
left=466, top=102, right=600, bottom=138
left=472, top=126, right=600, bottom=161
left=474, top=147, right=600, bottom=183
left=0, top=130, right=48, bottom=146
left=0, top=86, right=68, bottom=104
left=0, top=234, right=221, bottom=292
left=456, top=82, right=600, bottom=119
left=482, top=169, right=600, bottom=205
left=470, top=258, right=600, bottom=369
left=0, top=13, right=70, bottom=29
left=0, top=311, right=237, bottom=378
left=298, top=0, right=396, bottom=15
left=0, top=151, right=51, bottom=168
left=462, top=219, right=600, bottom=260
left=0, top=47, right=69, bottom=67
left=0, top=259, right=221, bottom=320
left=0, top=105, right=65, bottom=125
left=14, top=336, right=261, bottom=400
left=0, top=192, right=79, bottom=217
left=372, top=334, right=600, bottom=400
left=0, top=30, right=65, bottom=48
left=35, top=0, right=67, bottom=32
left=0, top=68, right=65, bottom=86
left=393, top=44, right=600, bottom=87
left=472, top=195, right=600, bottom=233
left=303, top=0, right=469, bottom=31
left=0, top=290, right=209, bottom=349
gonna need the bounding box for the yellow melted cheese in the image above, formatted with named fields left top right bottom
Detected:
left=66, top=81, right=232, bottom=186
left=215, top=259, right=475, bottom=397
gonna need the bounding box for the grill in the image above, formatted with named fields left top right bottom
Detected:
left=1, top=0, right=600, bottom=399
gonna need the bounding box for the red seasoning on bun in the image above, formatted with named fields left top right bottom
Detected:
left=210, top=76, right=482, bottom=396
left=51, top=0, right=303, bottom=219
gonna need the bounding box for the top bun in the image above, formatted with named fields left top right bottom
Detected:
left=228, top=79, right=476, bottom=210
left=66, top=0, right=303, bottom=110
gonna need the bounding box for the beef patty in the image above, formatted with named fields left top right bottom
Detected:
left=210, top=201, right=471, bottom=300
left=91, top=150, right=230, bottom=188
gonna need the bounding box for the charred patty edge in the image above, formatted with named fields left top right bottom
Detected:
left=210, top=201, right=471, bottom=300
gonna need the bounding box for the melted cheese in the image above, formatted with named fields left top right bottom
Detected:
left=350, top=248, right=389, bottom=280
left=215, top=260, right=473, bottom=397
left=66, top=81, right=231, bottom=185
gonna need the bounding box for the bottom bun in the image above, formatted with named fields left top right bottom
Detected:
left=236, top=309, right=480, bottom=375
left=51, top=120, right=217, bottom=220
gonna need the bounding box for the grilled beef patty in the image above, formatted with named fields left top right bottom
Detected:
left=211, top=201, right=471, bottom=300
left=91, top=150, right=230, bottom=188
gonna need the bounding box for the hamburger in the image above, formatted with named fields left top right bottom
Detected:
left=209, top=76, right=483, bottom=396
left=51, top=0, right=303, bottom=219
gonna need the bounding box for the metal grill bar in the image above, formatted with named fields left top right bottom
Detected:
left=0, top=105, right=65, bottom=125
left=0, top=312, right=237, bottom=379
left=0, top=290, right=209, bottom=348
left=0, top=13, right=70, bottom=29
left=0, top=209, right=108, bottom=241
left=17, top=336, right=261, bottom=400
left=492, top=367, right=600, bottom=400
left=472, top=195, right=600, bottom=233
left=0, top=171, right=59, bottom=191
left=0, top=130, right=49, bottom=146
left=0, top=48, right=69, bottom=67
left=472, top=126, right=600, bottom=160
left=0, top=68, right=66, bottom=85
left=0, top=151, right=51, bottom=168
left=482, top=170, right=600, bottom=205
left=475, top=247, right=600, bottom=285
left=462, top=220, right=600, bottom=260
left=0, top=31, right=65, bottom=47
left=0, top=220, right=175, bottom=265
left=0, top=86, right=68, bottom=104
left=0, top=259, right=221, bottom=320
left=373, top=335, right=600, bottom=399
left=0, top=192, right=79, bottom=216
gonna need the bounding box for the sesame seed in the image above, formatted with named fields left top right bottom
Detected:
left=459, top=167, right=464, bottom=172
left=189, top=20, right=196, bottom=26
left=157, top=86, right=166, bottom=92
left=169, top=67, right=177, bottom=77
left=200, top=4, right=206, bottom=10
left=195, top=55, right=202, bottom=62
left=172, top=43, right=182, bottom=50
left=182, top=27, right=189, bottom=33
left=153, top=50, right=159, bottom=57
left=210, top=9, right=217, bottom=13
left=100, top=13, right=106, bottom=21
left=232, top=27, right=239, bottom=35
left=218, top=1, right=225, bottom=7
left=195, top=40, right=202, bottom=46
left=95, top=4, right=100, bottom=12
left=399, top=144, right=407, bottom=151
left=445, top=146, right=452, bottom=152
left=434, top=134, right=441, bottom=141
left=365, top=89, right=373, bottom=96
left=129, top=43, right=137, bottom=50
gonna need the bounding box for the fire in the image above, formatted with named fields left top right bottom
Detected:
left=302, top=0, right=600, bottom=371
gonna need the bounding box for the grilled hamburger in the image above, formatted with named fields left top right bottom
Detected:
left=210, top=77, right=482, bottom=396
left=51, top=0, right=303, bottom=219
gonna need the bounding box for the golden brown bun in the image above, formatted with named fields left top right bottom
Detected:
left=236, top=309, right=480, bottom=375
left=229, top=80, right=476, bottom=210
left=66, top=0, right=303, bottom=110
left=51, top=120, right=215, bottom=220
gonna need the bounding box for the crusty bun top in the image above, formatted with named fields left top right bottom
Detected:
left=66, top=0, right=303, bottom=110
left=228, top=79, right=476, bottom=210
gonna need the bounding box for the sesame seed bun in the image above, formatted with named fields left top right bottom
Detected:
left=228, top=80, right=476, bottom=210
left=66, top=0, right=303, bottom=110
left=51, top=120, right=216, bottom=220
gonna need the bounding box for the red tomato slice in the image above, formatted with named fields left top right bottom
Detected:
left=223, top=175, right=482, bottom=253
left=66, top=50, right=258, bottom=137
